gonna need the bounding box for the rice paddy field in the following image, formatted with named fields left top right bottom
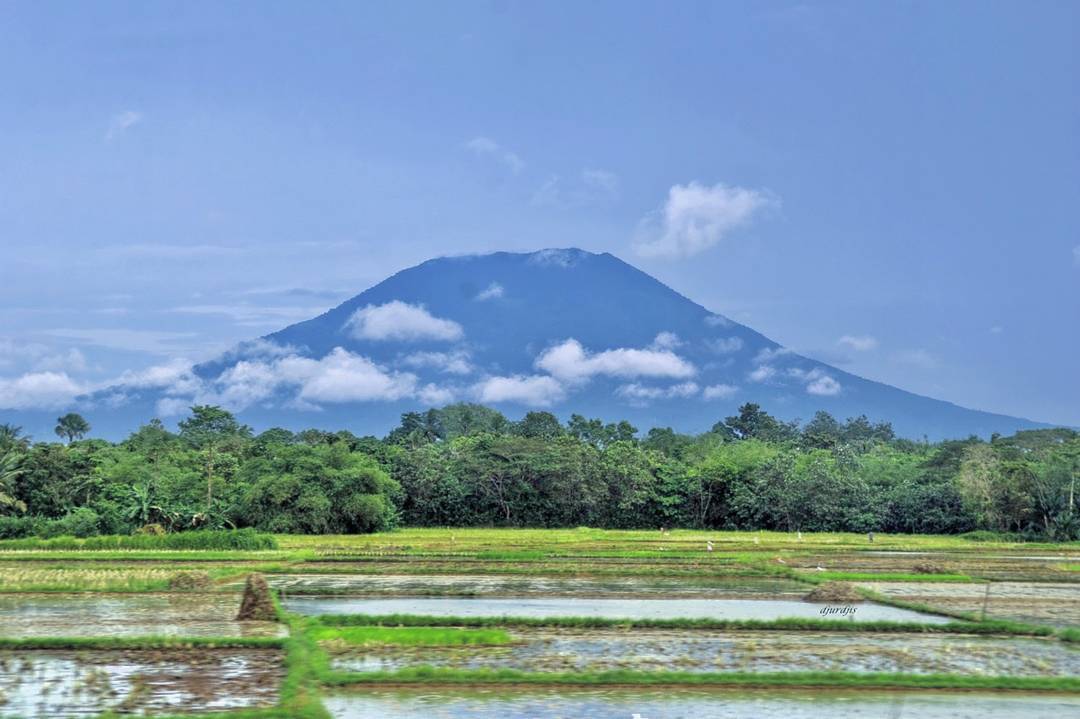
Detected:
left=0, top=527, right=1077, bottom=718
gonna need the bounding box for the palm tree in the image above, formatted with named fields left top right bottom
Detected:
left=0, top=424, right=29, bottom=452
left=0, top=452, right=27, bottom=514
left=55, top=413, right=91, bottom=444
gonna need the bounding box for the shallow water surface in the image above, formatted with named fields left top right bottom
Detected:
left=0, top=593, right=286, bottom=637
left=0, top=648, right=283, bottom=716
left=324, top=687, right=1080, bottom=719
left=861, top=582, right=1080, bottom=627
left=254, top=573, right=806, bottom=598
left=285, top=596, right=948, bottom=622
left=329, top=629, right=1080, bottom=676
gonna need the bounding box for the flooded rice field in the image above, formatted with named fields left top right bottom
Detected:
left=789, top=552, right=1079, bottom=582
left=0, top=648, right=283, bottom=716
left=250, top=573, right=808, bottom=598
left=860, top=582, right=1080, bottom=626
left=323, top=687, right=1080, bottom=719
left=284, top=595, right=949, bottom=622
left=327, top=628, right=1080, bottom=676
left=0, top=593, right=287, bottom=638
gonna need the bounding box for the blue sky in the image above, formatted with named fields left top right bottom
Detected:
left=0, top=1, right=1077, bottom=426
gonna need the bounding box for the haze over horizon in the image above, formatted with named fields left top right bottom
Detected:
left=1, top=2, right=1078, bottom=427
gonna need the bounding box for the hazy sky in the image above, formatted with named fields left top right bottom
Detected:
left=1, top=1, right=1077, bottom=426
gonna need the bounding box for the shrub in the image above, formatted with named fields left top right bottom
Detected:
left=39, top=508, right=101, bottom=538
left=0, top=515, right=37, bottom=539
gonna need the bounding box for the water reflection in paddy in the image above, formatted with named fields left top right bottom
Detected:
left=0, top=593, right=286, bottom=637
left=285, top=596, right=948, bottom=623
left=255, top=573, right=808, bottom=598
left=329, top=629, right=1080, bottom=677
left=324, top=687, right=1080, bottom=719
left=0, top=648, right=283, bottom=716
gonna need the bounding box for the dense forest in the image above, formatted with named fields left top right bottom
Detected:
left=0, top=403, right=1077, bottom=540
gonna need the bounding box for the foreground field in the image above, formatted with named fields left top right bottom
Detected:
left=0, top=528, right=1077, bottom=717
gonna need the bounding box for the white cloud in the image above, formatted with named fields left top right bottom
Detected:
left=475, top=283, right=504, bottom=301
left=401, top=350, right=474, bottom=375
left=707, top=336, right=743, bottom=354
left=754, top=346, right=793, bottom=364
left=148, top=347, right=436, bottom=413
left=114, top=359, right=200, bottom=395
left=806, top=373, right=842, bottom=396
left=474, top=374, right=565, bottom=407
left=788, top=366, right=843, bottom=396
left=989, top=326, right=1004, bottom=335
left=535, top=339, right=696, bottom=384
left=528, top=248, right=587, bottom=267
left=650, top=332, right=682, bottom=350
left=749, top=365, right=776, bottom=383
left=465, top=136, right=524, bottom=174
left=345, top=301, right=464, bottom=342
left=276, top=349, right=418, bottom=403
left=155, top=397, right=191, bottom=417
left=616, top=381, right=699, bottom=403
left=221, top=339, right=302, bottom=361
left=838, top=334, right=879, bottom=352
left=417, top=383, right=456, bottom=406
left=704, top=314, right=731, bottom=328
left=0, top=340, right=87, bottom=374
left=1073, top=245, right=1080, bottom=266
left=105, top=110, right=142, bottom=141
left=634, top=181, right=776, bottom=259
left=0, top=371, right=84, bottom=410
left=703, top=383, right=739, bottom=400
left=214, top=360, right=281, bottom=408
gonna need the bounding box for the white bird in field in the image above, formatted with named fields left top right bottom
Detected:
left=775, top=557, right=786, bottom=564
left=816, top=566, right=826, bottom=571
left=706, top=540, right=714, bottom=552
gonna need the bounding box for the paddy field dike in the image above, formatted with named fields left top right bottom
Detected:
left=0, top=527, right=1077, bottom=718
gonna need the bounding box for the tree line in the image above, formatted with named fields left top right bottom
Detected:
left=0, top=403, right=1076, bottom=540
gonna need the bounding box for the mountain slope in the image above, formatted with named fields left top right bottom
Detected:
left=58, top=249, right=1057, bottom=439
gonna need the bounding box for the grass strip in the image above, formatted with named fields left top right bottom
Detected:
left=321, top=666, right=1080, bottom=692
left=313, top=613, right=1054, bottom=637
left=1059, top=628, right=1080, bottom=643
left=310, top=625, right=512, bottom=646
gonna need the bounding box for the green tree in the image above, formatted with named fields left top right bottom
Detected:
left=0, top=424, right=30, bottom=453
left=0, top=451, right=27, bottom=514
left=513, top=411, right=564, bottom=440
left=178, top=405, right=252, bottom=522
left=54, top=413, right=90, bottom=444
left=717, top=403, right=797, bottom=442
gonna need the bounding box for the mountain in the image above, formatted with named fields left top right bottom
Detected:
left=31, top=248, right=1058, bottom=439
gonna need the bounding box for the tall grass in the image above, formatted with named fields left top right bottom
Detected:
left=310, top=625, right=512, bottom=646
left=0, top=528, right=277, bottom=551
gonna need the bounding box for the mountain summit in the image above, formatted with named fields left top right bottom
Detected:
left=72, top=249, right=1051, bottom=438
